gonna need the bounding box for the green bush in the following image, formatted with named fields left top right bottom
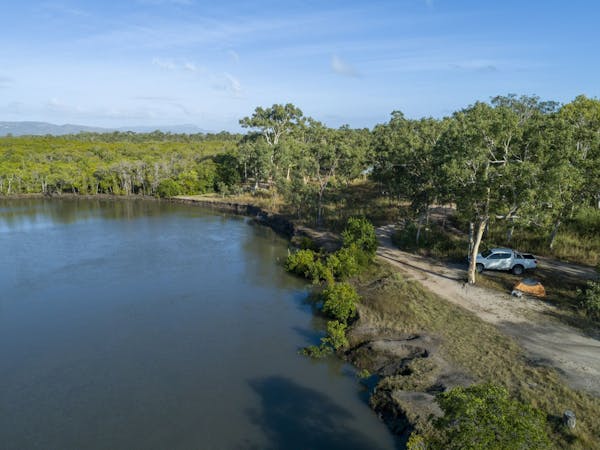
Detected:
left=321, top=320, right=349, bottom=350
left=285, top=249, right=333, bottom=284
left=300, top=344, right=333, bottom=358
left=570, top=207, right=600, bottom=236
left=157, top=179, right=182, bottom=197
left=577, top=280, right=600, bottom=321
left=321, top=282, right=360, bottom=323
left=300, top=320, right=349, bottom=358
left=424, top=384, right=551, bottom=450
left=326, top=245, right=361, bottom=280
left=308, top=259, right=334, bottom=285
left=342, top=217, right=378, bottom=258
left=285, top=249, right=317, bottom=277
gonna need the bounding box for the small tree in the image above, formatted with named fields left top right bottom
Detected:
left=342, top=217, right=378, bottom=259
left=321, top=282, right=360, bottom=323
left=577, top=279, right=600, bottom=321
left=426, top=384, right=550, bottom=450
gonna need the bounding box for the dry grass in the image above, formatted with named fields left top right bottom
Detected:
left=353, top=261, right=600, bottom=449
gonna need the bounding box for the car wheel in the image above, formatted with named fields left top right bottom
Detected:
left=512, top=265, right=524, bottom=275
left=476, top=263, right=484, bottom=273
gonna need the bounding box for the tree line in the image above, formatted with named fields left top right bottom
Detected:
left=1, top=94, right=599, bottom=282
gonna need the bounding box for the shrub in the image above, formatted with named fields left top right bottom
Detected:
left=425, top=384, right=551, bottom=450
left=300, top=320, right=349, bottom=358
left=570, top=207, right=600, bottom=236
left=321, top=320, right=349, bottom=350
left=308, top=259, right=334, bottom=285
left=285, top=249, right=317, bottom=277
left=285, top=249, right=333, bottom=284
left=577, top=280, right=600, bottom=321
left=321, top=282, right=360, bottom=323
left=342, top=217, right=378, bottom=258
left=157, top=179, right=182, bottom=197
left=326, top=245, right=361, bottom=280
left=300, top=344, right=333, bottom=358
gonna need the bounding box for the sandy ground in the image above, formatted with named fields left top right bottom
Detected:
left=376, top=225, right=600, bottom=397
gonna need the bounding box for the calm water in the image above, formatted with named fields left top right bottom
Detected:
left=0, top=198, right=396, bottom=450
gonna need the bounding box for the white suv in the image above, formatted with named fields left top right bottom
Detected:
left=475, top=248, right=537, bottom=275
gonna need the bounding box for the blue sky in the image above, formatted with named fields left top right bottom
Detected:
left=1, top=0, right=598, bottom=131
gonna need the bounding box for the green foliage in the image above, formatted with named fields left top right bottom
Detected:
left=570, top=207, right=600, bottom=237
left=321, top=320, right=349, bottom=350
left=425, top=384, right=551, bottom=450
left=285, top=249, right=318, bottom=277
left=300, top=344, right=333, bottom=358
left=325, top=245, right=361, bottom=280
left=300, top=320, right=349, bottom=358
left=577, top=280, right=600, bottom=321
left=392, top=222, right=466, bottom=260
left=0, top=134, right=237, bottom=197
left=321, top=282, right=360, bottom=323
left=342, top=217, right=378, bottom=257
left=157, top=179, right=182, bottom=197
left=284, top=249, right=333, bottom=284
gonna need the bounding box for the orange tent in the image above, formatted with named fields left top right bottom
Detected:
left=513, top=278, right=546, bottom=298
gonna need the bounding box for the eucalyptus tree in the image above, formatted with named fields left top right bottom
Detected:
left=290, top=121, right=370, bottom=225
left=372, top=112, right=448, bottom=243
left=559, top=95, right=600, bottom=209
left=535, top=96, right=600, bottom=248
left=239, top=103, right=305, bottom=183
left=437, top=102, right=527, bottom=284
left=488, top=95, right=560, bottom=243
left=236, top=132, right=271, bottom=189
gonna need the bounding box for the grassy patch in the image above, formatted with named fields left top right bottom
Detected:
left=353, top=261, right=600, bottom=449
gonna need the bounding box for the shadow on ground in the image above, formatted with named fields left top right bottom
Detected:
left=243, top=375, right=393, bottom=450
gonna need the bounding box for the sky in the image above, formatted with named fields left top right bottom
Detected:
left=1, top=0, right=599, bottom=131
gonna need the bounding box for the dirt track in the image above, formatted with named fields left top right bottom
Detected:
left=376, top=225, right=600, bottom=397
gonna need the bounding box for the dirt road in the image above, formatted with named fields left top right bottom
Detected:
left=376, top=225, right=600, bottom=397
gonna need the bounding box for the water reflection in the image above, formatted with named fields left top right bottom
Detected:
left=245, top=376, right=386, bottom=450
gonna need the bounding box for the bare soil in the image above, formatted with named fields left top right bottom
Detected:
left=376, top=224, right=600, bottom=397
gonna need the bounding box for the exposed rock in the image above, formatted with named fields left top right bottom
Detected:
left=563, top=410, right=576, bottom=430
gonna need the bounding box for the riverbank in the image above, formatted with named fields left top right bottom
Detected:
left=175, top=196, right=600, bottom=447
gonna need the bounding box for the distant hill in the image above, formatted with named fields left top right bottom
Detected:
left=0, top=121, right=111, bottom=136
left=0, top=121, right=210, bottom=136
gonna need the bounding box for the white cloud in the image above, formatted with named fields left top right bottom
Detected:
left=224, top=73, right=242, bottom=96
left=152, top=57, right=177, bottom=70
left=152, top=58, right=204, bottom=73
left=331, top=55, right=360, bottom=77
left=183, top=61, right=199, bottom=72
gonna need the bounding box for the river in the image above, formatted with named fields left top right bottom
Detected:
left=0, top=198, right=397, bottom=450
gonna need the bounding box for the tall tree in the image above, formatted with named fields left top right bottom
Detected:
left=437, top=102, right=524, bottom=284
left=239, top=104, right=305, bottom=183
left=372, top=112, right=448, bottom=243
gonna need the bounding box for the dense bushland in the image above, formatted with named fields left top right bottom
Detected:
left=2, top=94, right=599, bottom=275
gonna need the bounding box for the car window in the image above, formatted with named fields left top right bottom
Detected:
left=489, top=253, right=503, bottom=259
left=516, top=253, right=523, bottom=258
left=481, top=250, right=493, bottom=258
left=499, top=253, right=511, bottom=259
